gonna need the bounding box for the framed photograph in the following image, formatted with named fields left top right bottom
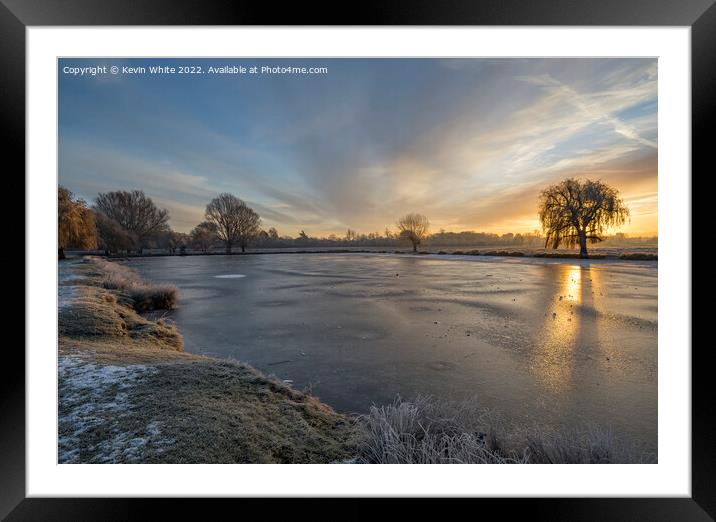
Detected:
left=6, top=0, right=711, bottom=518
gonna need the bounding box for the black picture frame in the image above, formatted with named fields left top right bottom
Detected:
left=4, top=1, right=710, bottom=519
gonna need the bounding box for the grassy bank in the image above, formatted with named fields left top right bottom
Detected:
left=58, top=257, right=654, bottom=464
left=58, top=257, right=360, bottom=463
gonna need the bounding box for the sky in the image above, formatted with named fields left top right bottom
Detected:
left=58, top=58, right=657, bottom=237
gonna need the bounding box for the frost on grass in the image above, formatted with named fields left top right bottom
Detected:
left=84, top=257, right=178, bottom=312
left=59, top=260, right=85, bottom=285
left=58, top=356, right=174, bottom=463
left=58, top=286, right=79, bottom=308
left=58, top=262, right=84, bottom=309
left=355, top=395, right=654, bottom=464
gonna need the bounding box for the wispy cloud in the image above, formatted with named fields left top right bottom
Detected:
left=516, top=73, right=656, bottom=149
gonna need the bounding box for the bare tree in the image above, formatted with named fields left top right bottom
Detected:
left=267, top=227, right=279, bottom=240
left=397, top=213, right=430, bottom=252
left=190, top=221, right=218, bottom=252
left=236, top=205, right=261, bottom=252
left=58, top=186, right=97, bottom=259
left=94, top=190, right=170, bottom=252
left=539, top=178, right=630, bottom=258
left=94, top=211, right=136, bottom=255
left=205, top=193, right=261, bottom=253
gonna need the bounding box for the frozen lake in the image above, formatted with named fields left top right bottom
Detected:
left=128, top=253, right=657, bottom=452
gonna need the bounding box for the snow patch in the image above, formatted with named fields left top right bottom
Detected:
left=58, top=356, right=173, bottom=463
left=214, top=274, right=247, bottom=279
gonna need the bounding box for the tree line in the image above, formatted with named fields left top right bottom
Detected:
left=58, top=189, right=261, bottom=258
left=59, top=178, right=634, bottom=259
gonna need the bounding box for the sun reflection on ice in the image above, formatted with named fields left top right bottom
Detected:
left=532, top=265, right=583, bottom=391
left=587, top=267, right=616, bottom=366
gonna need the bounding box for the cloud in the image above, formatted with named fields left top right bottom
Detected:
left=515, top=70, right=657, bottom=148
left=60, top=139, right=217, bottom=201
left=59, top=58, right=658, bottom=236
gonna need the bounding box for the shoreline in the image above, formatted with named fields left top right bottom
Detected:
left=71, top=247, right=658, bottom=263
left=58, top=258, right=361, bottom=463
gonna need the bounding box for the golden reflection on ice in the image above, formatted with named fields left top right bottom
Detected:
left=533, top=265, right=583, bottom=391
left=564, top=266, right=582, bottom=303
left=587, top=266, right=615, bottom=364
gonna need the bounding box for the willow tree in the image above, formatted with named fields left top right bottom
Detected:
left=205, top=193, right=261, bottom=253
left=397, top=213, right=430, bottom=252
left=58, top=186, right=97, bottom=259
left=538, top=178, right=629, bottom=258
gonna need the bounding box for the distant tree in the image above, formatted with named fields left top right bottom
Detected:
left=267, top=227, right=279, bottom=240
left=397, top=213, right=430, bottom=252
left=345, top=229, right=357, bottom=241
left=610, top=232, right=627, bottom=245
left=205, top=193, right=261, bottom=253
left=235, top=203, right=261, bottom=252
left=172, top=232, right=190, bottom=254
left=539, top=178, right=629, bottom=258
left=177, top=232, right=190, bottom=253
left=154, top=230, right=189, bottom=254
left=94, top=190, right=170, bottom=252
left=58, top=186, right=97, bottom=259
left=190, top=221, right=218, bottom=252
left=94, top=210, right=135, bottom=255
left=298, top=230, right=309, bottom=240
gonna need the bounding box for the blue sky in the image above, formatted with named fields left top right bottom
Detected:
left=59, top=58, right=657, bottom=236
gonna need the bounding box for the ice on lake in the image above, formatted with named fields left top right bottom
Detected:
left=128, top=253, right=658, bottom=452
